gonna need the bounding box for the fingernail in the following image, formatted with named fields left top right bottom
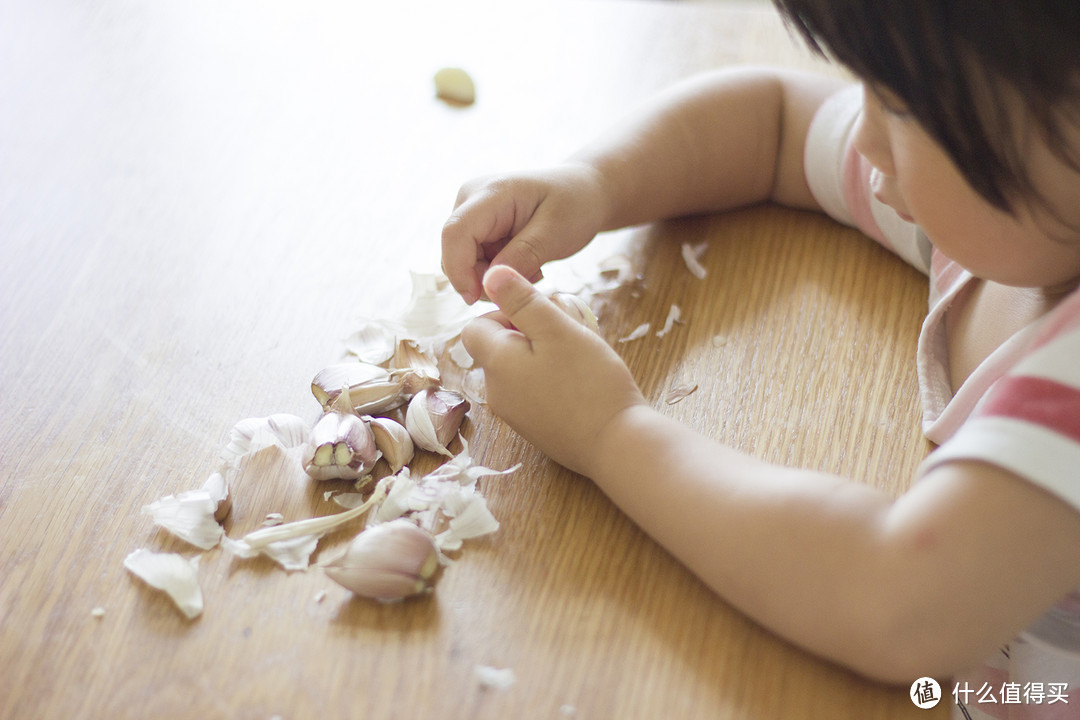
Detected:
left=482, top=264, right=516, bottom=298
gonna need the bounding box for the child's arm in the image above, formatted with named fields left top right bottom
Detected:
left=464, top=265, right=1080, bottom=684
left=441, top=67, right=848, bottom=303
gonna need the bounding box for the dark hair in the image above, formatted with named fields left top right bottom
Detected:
left=772, top=0, right=1080, bottom=213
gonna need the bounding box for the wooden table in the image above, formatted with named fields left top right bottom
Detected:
left=0, top=1, right=941, bottom=717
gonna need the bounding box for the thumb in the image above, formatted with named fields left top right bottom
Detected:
left=482, top=264, right=566, bottom=339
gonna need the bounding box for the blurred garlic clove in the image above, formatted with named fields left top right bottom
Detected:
left=304, top=412, right=381, bottom=481
left=405, top=389, right=470, bottom=457
left=311, top=362, right=390, bottom=410
left=323, top=519, right=440, bottom=601
left=368, top=416, right=415, bottom=473
left=549, top=292, right=600, bottom=333
left=433, top=67, right=476, bottom=105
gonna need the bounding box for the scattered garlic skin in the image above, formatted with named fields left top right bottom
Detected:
left=304, top=412, right=381, bottom=481
left=368, top=416, right=415, bottom=473
left=549, top=293, right=600, bottom=333
left=323, top=519, right=440, bottom=601
left=405, top=388, right=470, bottom=456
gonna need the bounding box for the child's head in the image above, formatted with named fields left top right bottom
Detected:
left=772, top=0, right=1080, bottom=216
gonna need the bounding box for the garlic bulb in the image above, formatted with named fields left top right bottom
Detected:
left=405, top=388, right=470, bottom=457
left=304, top=412, right=380, bottom=481
left=323, top=519, right=440, bottom=601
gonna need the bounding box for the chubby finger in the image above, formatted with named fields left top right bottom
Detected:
left=441, top=190, right=520, bottom=304
left=460, top=313, right=523, bottom=367
left=481, top=264, right=569, bottom=340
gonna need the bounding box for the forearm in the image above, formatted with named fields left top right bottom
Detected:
left=571, top=67, right=848, bottom=230
left=590, top=404, right=1080, bottom=681
left=588, top=404, right=909, bottom=677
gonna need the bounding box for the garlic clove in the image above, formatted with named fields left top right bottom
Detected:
left=304, top=412, right=381, bottom=481
left=323, top=519, right=440, bottom=601
left=368, top=416, right=415, bottom=473
left=434, top=67, right=476, bottom=105
left=405, top=388, right=470, bottom=457
left=549, top=292, right=600, bottom=333
left=311, top=362, right=390, bottom=410
left=123, top=549, right=204, bottom=619
left=326, top=374, right=417, bottom=417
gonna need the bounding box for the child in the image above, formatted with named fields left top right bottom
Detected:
left=440, top=1, right=1080, bottom=716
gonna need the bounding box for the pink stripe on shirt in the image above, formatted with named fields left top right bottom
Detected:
left=977, top=375, right=1080, bottom=444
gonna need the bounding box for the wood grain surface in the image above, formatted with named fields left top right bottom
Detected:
left=1, top=1, right=944, bottom=718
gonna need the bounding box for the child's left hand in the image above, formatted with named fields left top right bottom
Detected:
left=461, top=265, right=647, bottom=476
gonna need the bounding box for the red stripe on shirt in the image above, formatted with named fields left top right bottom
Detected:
left=977, top=375, right=1080, bottom=444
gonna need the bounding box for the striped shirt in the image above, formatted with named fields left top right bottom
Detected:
left=805, top=85, right=1080, bottom=719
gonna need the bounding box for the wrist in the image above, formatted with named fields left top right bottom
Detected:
left=586, top=402, right=661, bottom=482
left=563, top=158, right=621, bottom=233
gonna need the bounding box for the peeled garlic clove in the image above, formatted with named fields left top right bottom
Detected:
left=304, top=412, right=380, bottom=481
left=434, top=67, right=475, bottom=105
left=311, top=362, right=389, bottom=410
left=324, top=519, right=440, bottom=601
left=368, top=416, right=415, bottom=473
left=405, top=389, right=470, bottom=457
left=549, top=292, right=600, bottom=333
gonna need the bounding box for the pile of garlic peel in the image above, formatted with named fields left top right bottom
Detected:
left=126, top=269, right=622, bottom=616
left=128, top=272, right=520, bottom=615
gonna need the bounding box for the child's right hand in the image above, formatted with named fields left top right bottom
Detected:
left=441, top=163, right=609, bottom=304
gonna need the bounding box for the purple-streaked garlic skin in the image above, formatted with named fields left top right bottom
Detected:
left=304, top=412, right=380, bottom=481
left=323, top=519, right=440, bottom=601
